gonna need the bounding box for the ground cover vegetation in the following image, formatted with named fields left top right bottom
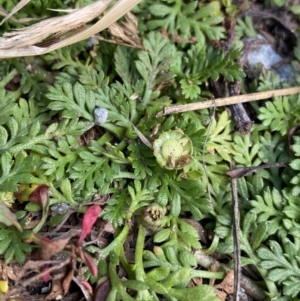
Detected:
left=0, top=0, right=300, bottom=300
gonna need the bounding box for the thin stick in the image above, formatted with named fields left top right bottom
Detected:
left=231, top=162, right=241, bottom=301
left=21, top=257, right=71, bottom=287
left=194, top=251, right=266, bottom=300
left=157, top=87, right=300, bottom=116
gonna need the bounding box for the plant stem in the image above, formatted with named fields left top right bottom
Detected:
left=98, top=132, right=114, bottom=145
left=158, top=86, right=300, bottom=116
left=113, top=172, right=143, bottom=180
left=135, top=224, right=146, bottom=280
left=99, top=224, right=130, bottom=258
left=190, top=270, right=224, bottom=279
left=0, top=68, right=18, bottom=88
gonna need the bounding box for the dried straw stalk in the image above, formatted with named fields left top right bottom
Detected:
left=0, top=0, right=142, bottom=58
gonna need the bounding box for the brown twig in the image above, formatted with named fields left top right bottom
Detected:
left=194, top=251, right=266, bottom=301
left=157, top=87, right=300, bottom=116
left=227, top=162, right=288, bottom=179
left=21, top=257, right=71, bottom=287
left=6, top=257, right=71, bottom=298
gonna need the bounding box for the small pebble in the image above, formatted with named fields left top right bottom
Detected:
left=94, top=107, right=108, bottom=124
left=51, top=202, right=70, bottom=215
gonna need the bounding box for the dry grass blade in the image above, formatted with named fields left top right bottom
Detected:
left=0, top=0, right=142, bottom=58
left=0, top=0, right=113, bottom=49
left=157, top=87, right=300, bottom=116
left=0, top=7, right=42, bottom=24
left=105, top=12, right=144, bottom=49
left=0, top=0, right=31, bottom=26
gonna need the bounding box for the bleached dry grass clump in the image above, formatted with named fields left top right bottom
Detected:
left=0, top=0, right=142, bottom=58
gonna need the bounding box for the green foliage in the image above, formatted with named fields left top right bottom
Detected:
left=46, top=82, right=95, bottom=121
left=236, top=16, right=257, bottom=38
left=178, top=44, right=245, bottom=100
left=41, top=136, right=79, bottom=181
left=257, top=96, right=298, bottom=135
left=233, top=133, right=261, bottom=166
left=135, top=32, right=177, bottom=104
left=256, top=69, right=282, bottom=91
left=1, top=0, right=300, bottom=298
left=257, top=239, right=300, bottom=298
left=101, top=192, right=129, bottom=228
left=147, top=1, right=225, bottom=45
left=0, top=152, right=42, bottom=191
left=204, top=110, right=238, bottom=162
left=287, top=136, right=300, bottom=196
left=250, top=187, right=286, bottom=236
left=0, top=220, right=32, bottom=264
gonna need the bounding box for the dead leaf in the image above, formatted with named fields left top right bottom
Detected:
left=46, top=281, right=63, bottom=301
left=41, top=264, right=51, bottom=282
left=28, top=184, right=49, bottom=215
left=106, top=12, right=144, bottom=49
left=80, top=279, right=93, bottom=295
left=15, top=183, right=39, bottom=203
left=94, top=277, right=111, bottom=301
left=216, top=289, right=227, bottom=301
left=35, top=235, right=71, bottom=260
left=16, top=260, right=40, bottom=281
left=82, top=251, right=98, bottom=277
left=72, top=276, right=92, bottom=301
left=62, top=265, right=75, bottom=296
left=77, top=204, right=101, bottom=246
left=215, top=270, right=235, bottom=295
left=0, top=280, right=8, bottom=293
left=0, top=200, right=22, bottom=231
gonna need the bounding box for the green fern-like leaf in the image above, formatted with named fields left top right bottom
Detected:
left=235, top=16, right=257, bottom=38
left=233, top=133, right=262, bottom=166
left=205, top=110, right=239, bottom=162
left=0, top=152, right=42, bottom=191
left=70, top=149, right=108, bottom=193
left=135, top=32, right=177, bottom=104
left=257, top=239, right=300, bottom=298
left=44, top=47, right=87, bottom=70
left=257, top=96, right=297, bottom=135
left=290, top=137, right=300, bottom=196
left=102, top=192, right=129, bottom=228
left=180, top=78, right=201, bottom=100
left=46, top=82, right=95, bottom=121
left=251, top=187, right=284, bottom=222
left=128, top=142, right=153, bottom=179
left=144, top=245, right=183, bottom=271
left=256, top=69, right=281, bottom=91
left=0, top=225, right=32, bottom=263
left=148, top=1, right=225, bottom=44
left=177, top=44, right=244, bottom=101
left=94, top=86, right=138, bottom=139
left=41, top=136, right=80, bottom=181
left=171, top=179, right=212, bottom=221
left=257, top=131, right=289, bottom=189
left=12, top=58, right=49, bottom=99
